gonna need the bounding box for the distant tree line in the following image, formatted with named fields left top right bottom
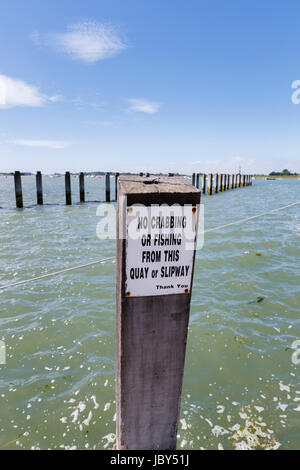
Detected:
left=269, top=169, right=298, bottom=176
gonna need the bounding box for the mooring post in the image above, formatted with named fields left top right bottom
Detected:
left=202, top=173, right=206, bottom=194
left=231, top=174, right=234, bottom=189
left=79, top=172, right=85, bottom=203
left=36, top=171, right=43, bottom=205
left=196, top=173, right=200, bottom=189
left=219, top=174, right=223, bottom=192
left=209, top=173, right=213, bottom=195
left=115, top=172, right=119, bottom=201
left=243, top=175, right=246, bottom=187
left=65, top=172, right=72, bottom=205
left=14, top=171, right=23, bottom=208
left=238, top=173, right=241, bottom=187
left=192, top=173, right=196, bottom=186
left=106, top=172, right=111, bottom=202
left=215, top=173, right=219, bottom=193
left=116, top=175, right=200, bottom=450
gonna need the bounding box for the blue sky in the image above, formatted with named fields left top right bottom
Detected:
left=0, top=0, right=300, bottom=174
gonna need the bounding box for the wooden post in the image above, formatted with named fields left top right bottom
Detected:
left=106, top=172, right=111, bottom=202
left=209, top=173, right=213, bottom=195
left=226, top=174, right=229, bottom=190
left=65, top=172, right=72, bottom=205
left=202, top=173, right=206, bottom=194
left=79, top=172, right=85, bottom=203
left=243, top=175, right=246, bottom=187
left=192, top=173, right=196, bottom=186
left=231, top=174, right=234, bottom=189
left=215, top=173, right=219, bottom=193
left=196, top=173, right=200, bottom=189
left=227, top=174, right=231, bottom=190
left=219, top=174, right=223, bottom=192
left=115, top=172, right=119, bottom=201
left=116, top=176, right=200, bottom=450
left=238, top=173, right=241, bottom=187
left=14, top=171, right=23, bottom=208
left=36, top=171, right=43, bottom=205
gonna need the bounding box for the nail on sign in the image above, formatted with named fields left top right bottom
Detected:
left=125, top=205, right=199, bottom=297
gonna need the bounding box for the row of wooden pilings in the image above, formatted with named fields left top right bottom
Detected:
left=12, top=171, right=252, bottom=208
left=13, top=171, right=120, bottom=209
left=190, top=172, right=252, bottom=194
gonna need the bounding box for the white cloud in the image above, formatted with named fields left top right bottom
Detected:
left=10, top=140, right=71, bottom=149
left=0, top=74, right=60, bottom=109
left=127, top=98, right=160, bottom=114
left=34, top=22, right=127, bottom=63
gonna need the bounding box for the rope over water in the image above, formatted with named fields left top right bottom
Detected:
left=0, top=201, right=299, bottom=291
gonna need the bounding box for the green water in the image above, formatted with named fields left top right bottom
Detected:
left=0, top=176, right=299, bottom=450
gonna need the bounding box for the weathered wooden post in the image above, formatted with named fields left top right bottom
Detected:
left=196, top=173, right=200, bottom=189
left=209, top=173, right=213, bottom=195
left=231, top=174, right=234, bottom=189
left=36, top=171, right=43, bottom=205
left=106, top=172, right=111, bottom=202
left=14, top=171, right=23, bottom=208
left=242, top=175, right=246, bottom=187
left=219, top=174, right=223, bottom=192
left=227, top=174, right=230, bottom=190
left=215, top=173, right=219, bottom=193
left=226, top=174, right=229, bottom=190
left=65, top=172, right=72, bottom=205
left=192, top=173, right=196, bottom=186
left=116, top=176, right=200, bottom=450
left=238, top=173, right=241, bottom=187
left=202, top=173, right=206, bottom=194
left=115, top=172, right=119, bottom=201
left=79, top=172, right=85, bottom=203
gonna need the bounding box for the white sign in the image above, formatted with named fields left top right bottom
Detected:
left=125, top=205, right=199, bottom=297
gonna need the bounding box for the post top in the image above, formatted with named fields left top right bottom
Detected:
left=118, top=175, right=200, bottom=196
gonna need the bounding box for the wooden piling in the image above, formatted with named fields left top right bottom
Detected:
left=65, top=172, right=72, bottom=205
left=243, top=175, right=246, bottom=187
left=219, top=174, right=223, bottom=192
left=202, top=173, right=206, bottom=194
left=106, top=172, right=111, bottom=202
left=192, top=173, right=196, bottom=186
left=115, top=172, right=119, bottom=201
left=116, top=175, right=200, bottom=450
left=215, top=173, right=219, bottom=193
left=209, top=173, right=213, bottom=195
left=196, top=173, right=200, bottom=189
left=231, top=174, right=234, bottom=189
left=14, top=171, right=23, bottom=208
left=36, top=171, right=43, bottom=205
left=79, top=172, right=85, bottom=203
